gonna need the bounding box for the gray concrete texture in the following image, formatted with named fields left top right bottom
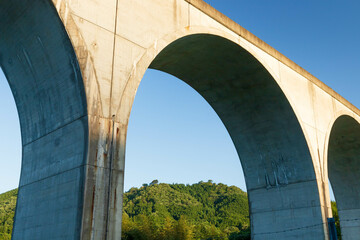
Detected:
left=0, top=0, right=87, bottom=239
left=0, top=0, right=359, bottom=239
left=328, top=116, right=360, bottom=239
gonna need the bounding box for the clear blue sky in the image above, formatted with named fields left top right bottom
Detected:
left=0, top=1, right=359, bottom=199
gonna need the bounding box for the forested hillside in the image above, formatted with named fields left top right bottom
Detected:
left=0, top=189, right=17, bottom=240
left=0, top=182, right=342, bottom=240
left=122, top=181, right=250, bottom=239
left=0, top=182, right=250, bottom=239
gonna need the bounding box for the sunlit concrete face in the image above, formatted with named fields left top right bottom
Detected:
left=0, top=0, right=88, bottom=239
left=328, top=115, right=360, bottom=239
left=2, top=0, right=360, bottom=239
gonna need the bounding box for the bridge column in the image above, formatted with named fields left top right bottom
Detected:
left=79, top=116, right=126, bottom=239
left=50, top=0, right=138, bottom=237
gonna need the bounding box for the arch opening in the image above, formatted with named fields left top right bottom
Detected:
left=328, top=115, right=360, bottom=239
left=125, top=68, right=246, bottom=191
left=123, top=68, right=249, bottom=238
left=0, top=67, right=22, bottom=239
left=0, top=67, right=21, bottom=193
left=126, top=33, right=323, bottom=239
left=328, top=182, right=342, bottom=239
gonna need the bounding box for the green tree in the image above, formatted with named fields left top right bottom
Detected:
left=331, top=201, right=341, bottom=240
left=0, top=189, right=17, bottom=240
left=173, top=216, right=193, bottom=240
left=1, top=183, right=252, bottom=240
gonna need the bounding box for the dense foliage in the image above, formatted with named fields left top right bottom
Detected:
left=331, top=201, right=341, bottom=239
left=122, top=181, right=250, bottom=239
left=0, top=189, right=17, bottom=240
left=0, top=184, right=343, bottom=240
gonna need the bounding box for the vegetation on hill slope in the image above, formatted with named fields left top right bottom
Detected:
left=122, top=181, right=250, bottom=239
left=331, top=201, right=341, bottom=239
left=0, top=182, right=343, bottom=240
left=0, top=189, right=17, bottom=240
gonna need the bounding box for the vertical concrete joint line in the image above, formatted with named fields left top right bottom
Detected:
left=105, top=114, right=116, bottom=239
left=277, top=60, right=282, bottom=84
left=109, top=0, right=120, bottom=116
left=188, top=3, right=190, bottom=27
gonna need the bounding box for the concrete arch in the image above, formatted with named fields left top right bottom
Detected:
left=4, top=0, right=357, bottom=239
left=116, top=26, right=320, bottom=175
left=0, top=0, right=88, bottom=239
left=327, top=114, right=360, bottom=239
left=118, top=32, right=325, bottom=239
left=323, top=110, right=358, bottom=182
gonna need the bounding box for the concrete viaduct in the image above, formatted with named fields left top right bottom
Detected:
left=0, top=0, right=359, bottom=239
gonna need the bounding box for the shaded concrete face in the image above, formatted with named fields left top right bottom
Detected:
left=150, top=34, right=323, bottom=239
left=0, top=0, right=88, bottom=239
left=328, top=115, right=360, bottom=239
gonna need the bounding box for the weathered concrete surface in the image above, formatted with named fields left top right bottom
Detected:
left=328, top=115, right=360, bottom=239
left=0, top=0, right=87, bottom=239
left=149, top=35, right=324, bottom=239
left=1, top=0, right=359, bottom=239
